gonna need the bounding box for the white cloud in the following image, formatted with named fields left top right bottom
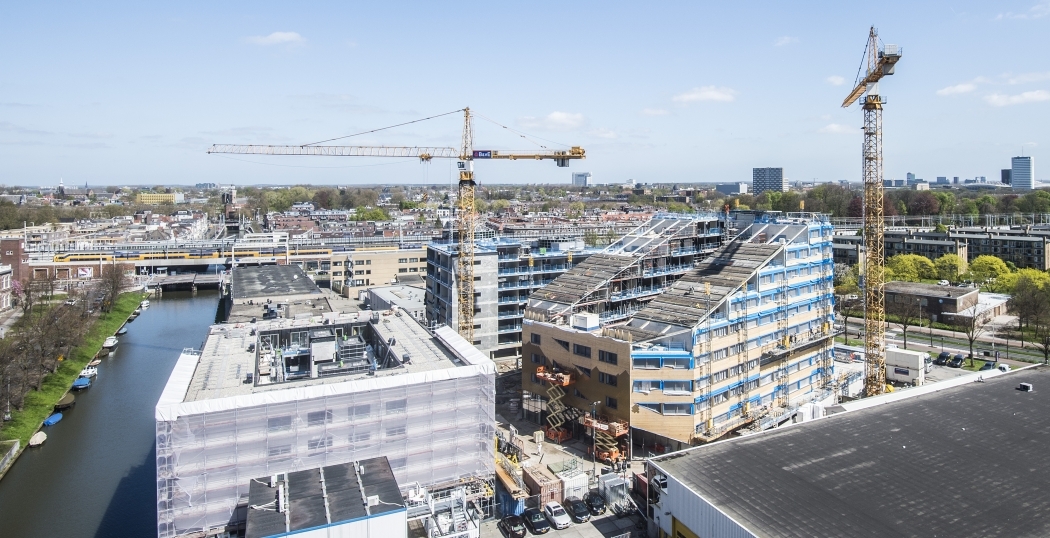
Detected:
left=818, top=123, right=855, bottom=134
left=985, top=90, right=1050, bottom=106
left=1008, top=71, right=1050, bottom=84
left=673, top=86, right=737, bottom=103
left=518, top=111, right=585, bottom=131
left=774, top=36, right=798, bottom=47
left=826, top=75, right=846, bottom=86
left=246, top=31, right=305, bottom=46
left=996, top=1, right=1050, bottom=19
left=641, top=108, right=669, bottom=116
left=587, top=128, right=618, bottom=139
left=936, top=83, right=977, bottom=96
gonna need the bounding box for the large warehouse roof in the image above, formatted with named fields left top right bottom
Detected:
left=650, top=367, right=1050, bottom=538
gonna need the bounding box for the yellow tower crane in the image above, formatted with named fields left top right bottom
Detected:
left=840, top=28, right=901, bottom=397
left=207, top=108, right=585, bottom=343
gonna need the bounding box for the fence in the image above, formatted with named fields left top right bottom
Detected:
left=0, top=440, right=20, bottom=475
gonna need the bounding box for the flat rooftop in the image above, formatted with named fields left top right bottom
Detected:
left=230, top=265, right=324, bottom=299
left=183, top=311, right=466, bottom=402
left=368, top=285, right=425, bottom=310
left=651, top=366, right=1050, bottom=538
left=884, top=281, right=976, bottom=298
left=245, top=457, right=403, bottom=538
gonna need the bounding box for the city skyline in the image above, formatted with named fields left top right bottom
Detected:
left=1, top=1, right=1048, bottom=186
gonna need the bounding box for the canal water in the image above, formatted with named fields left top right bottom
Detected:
left=0, top=291, right=220, bottom=538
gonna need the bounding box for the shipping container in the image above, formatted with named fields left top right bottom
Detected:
left=523, top=464, right=563, bottom=506
left=557, top=470, right=589, bottom=500
left=496, top=481, right=526, bottom=517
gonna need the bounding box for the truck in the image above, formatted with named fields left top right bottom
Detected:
left=885, top=348, right=931, bottom=386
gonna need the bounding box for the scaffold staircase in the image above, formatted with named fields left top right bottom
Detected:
left=819, top=238, right=835, bottom=389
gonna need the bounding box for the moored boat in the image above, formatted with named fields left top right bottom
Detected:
left=116, top=326, right=128, bottom=335
left=140, top=300, right=150, bottom=308
left=29, top=432, right=47, bottom=447
left=103, top=336, right=118, bottom=349
left=54, top=393, right=75, bottom=410
left=43, top=413, right=63, bottom=426
left=72, top=377, right=91, bottom=390
left=87, top=359, right=101, bottom=367
left=79, top=366, right=97, bottom=379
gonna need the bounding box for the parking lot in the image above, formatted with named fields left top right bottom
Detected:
left=482, top=510, right=646, bottom=538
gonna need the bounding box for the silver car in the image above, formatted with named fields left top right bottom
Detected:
left=543, top=501, right=572, bottom=530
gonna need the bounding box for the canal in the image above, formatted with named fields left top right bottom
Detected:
left=0, top=291, right=220, bottom=538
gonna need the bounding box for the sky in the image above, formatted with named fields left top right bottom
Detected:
left=1, top=1, right=1048, bottom=187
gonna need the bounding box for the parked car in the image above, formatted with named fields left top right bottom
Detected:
left=934, top=351, right=952, bottom=366
left=521, top=508, right=550, bottom=535
left=543, top=501, right=572, bottom=530
left=497, top=515, right=527, bottom=538
left=584, top=491, right=607, bottom=515
left=564, top=497, right=591, bottom=523
left=937, top=280, right=950, bottom=286
left=949, top=354, right=966, bottom=368
left=979, top=361, right=997, bottom=371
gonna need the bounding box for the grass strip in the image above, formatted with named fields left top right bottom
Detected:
left=1, top=292, right=145, bottom=446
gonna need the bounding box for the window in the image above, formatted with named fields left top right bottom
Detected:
left=555, top=339, right=570, bottom=351
left=409, top=267, right=419, bottom=272
left=389, top=457, right=407, bottom=470
left=712, top=369, right=729, bottom=382
left=409, top=258, right=419, bottom=263
left=574, top=388, right=586, bottom=399
left=355, top=270, right=364, bottom=275
left=385, top=399, right=407, bottom=415
left=366, top=260, right=371, bottom=265
left=531, top=353, right=544, bottom=364
left=634, top=380, right=657, bottom=393
left=530, top=333, right=541, bottom=344
left=386, top=426, right=407, bottom=437
left=663, top=403, right=693, bottom=415
left=399, top=268, right=408, bottom=273
left=606, top=397, right=618, bottom=409
left=663, top=380, right=692, bottom=394
left=267, top=416, right=292, bottom=432
left=398, top=258, right=408, bottom=263
left=573, top=344, right=591, bottom=358
left=578, top=366, right=592, bottom=377
left=307, top=410, right=333, bottom=426
left=598, top=372, right=618, bottom=386
left=350, top=404, right=371, bottom=419
left=355, top=260, right=365, bottom=266
left=598, top=350, right=617, bottom=365
left=307, top=436, right=333, bottom=450
left=352, top=432, right=371, bottom=443
left=268, top=444, right=291, bottom=457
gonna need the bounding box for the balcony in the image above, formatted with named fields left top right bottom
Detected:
left=642, top=264, right=690, bottom=277
left=498, top=311, right=523, bottom=319
left=497, top=324, right=523, bottom=334
left=609, top=285, right=670, bottom=302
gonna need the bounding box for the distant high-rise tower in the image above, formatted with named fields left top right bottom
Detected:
left=1002, top=169, right=1012, bottom=185
left=753, top=167, right=785, bottom=196
left=572, top=172, right=591, bottom=187
left=1012, top=156, right=1034, bottom=190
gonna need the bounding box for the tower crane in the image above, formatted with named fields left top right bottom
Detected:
left=840, top=28, right=901, bottom=397
left=207, top=108, right=585, bottom=344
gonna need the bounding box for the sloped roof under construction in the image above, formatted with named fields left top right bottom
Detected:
left=623, top=242, right=782, bottom=342
left=527, top=253, right=635, bottom=312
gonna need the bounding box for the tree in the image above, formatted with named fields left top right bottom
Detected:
left=99, top=263, right=129, bottom=312
left=934, top=254, right=965, bottom=283
left=886, top=254, right=936, bottom=282
left=567, top=201, right=585, bottom=219
left=888, top=297, right=924, bottom=349
left=953, top=303, right=989, bottom=367
left=838, top=295, right=862, bottom=346
left=967, top=255, right=1010, bottom=285
left=1007, top=269, right=1050, bottom=330
left=908, top=191, right=940, bottom=215
left=1032, top=301, right=1050, bottom=365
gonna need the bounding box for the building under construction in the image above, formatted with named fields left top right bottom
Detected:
left=425, top=214, right=725, bottom=363
left=521, top=212, right=837, bottom=455
left=155, top=307, right=495, bottom=538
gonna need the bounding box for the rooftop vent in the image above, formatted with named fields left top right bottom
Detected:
left=1019, top=383, right=1034, bottom=392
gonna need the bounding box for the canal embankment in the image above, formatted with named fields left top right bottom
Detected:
left=0, top=291, right=146, bottom=479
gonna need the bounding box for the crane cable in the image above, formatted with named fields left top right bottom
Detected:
left=473, top=112, right=571, bottom=150
left=301, top=109, right=465, bottom=147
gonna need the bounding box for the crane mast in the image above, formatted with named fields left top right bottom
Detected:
left=458, top=108, right=477, bottom=343
left=206, top=108, right=585, bottom=344
left=841, top=27, right=901, bottom=397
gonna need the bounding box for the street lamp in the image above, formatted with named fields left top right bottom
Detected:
left=591, top=401, right=601, bottom=481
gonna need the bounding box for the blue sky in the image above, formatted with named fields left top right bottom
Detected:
left=1, top=1, right=1048, bottom=187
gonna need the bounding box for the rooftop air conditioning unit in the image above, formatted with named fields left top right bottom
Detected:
left=571, top=312, right=600, bottom=331
left=1019, top=383, right=1034, bottom=392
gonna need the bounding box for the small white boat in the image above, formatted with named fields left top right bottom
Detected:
left=79, top=366, right=97, bottom=379
left=29, top=431, right=47, bottom=447
left=103, top=336, right=119, bottom=349
left=140, top=300, right=150, bottom=309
